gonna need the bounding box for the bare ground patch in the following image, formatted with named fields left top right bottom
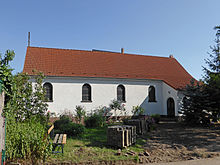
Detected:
left=140, top=122, right=220, bottom=164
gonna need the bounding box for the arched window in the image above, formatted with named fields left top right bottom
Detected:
left=149, top=86, right=156, bottom=102
left=117, top=85, right=125, bottom=102
left=43, top=82, right=53, bottom=102
left=82, top=83, right=91, bottom=102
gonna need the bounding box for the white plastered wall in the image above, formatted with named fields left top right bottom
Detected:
left=31, top=76, right=181, bottom=116
left=161, top=82, right=183, bottom=116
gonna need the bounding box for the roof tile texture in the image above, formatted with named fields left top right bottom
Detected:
left=23, top=46, right=194, bottom=89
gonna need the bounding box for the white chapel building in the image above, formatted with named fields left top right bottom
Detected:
left=23, top=46, right=194, bottom=117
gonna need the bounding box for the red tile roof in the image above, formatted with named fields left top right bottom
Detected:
left=23, top=46, right=194, bottom=89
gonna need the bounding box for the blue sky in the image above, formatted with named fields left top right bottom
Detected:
left=0, top=0, right=220, bottom=80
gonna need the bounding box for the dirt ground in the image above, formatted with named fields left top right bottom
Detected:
left=140, top=122, right=220, bottom=164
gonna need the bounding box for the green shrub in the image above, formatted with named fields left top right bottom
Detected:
left=151, top=114, right=161, bottom=124
left=74, top=105, right=86, bottom=124
left=6, top=116, right=52, bottom=163
left=109, top=99, right=126, bottom=119
left=1, top=50, right=51, bottom=164
left=122, top=116, right=132, bottom=125
left=54, top=115, right=71, bottom=130
left=54, top=116, right=85, bottom=137
left=132, top=105, right=145, bottom=116
left=58, top=122, right=85, bottom=137
left=85, top=114, right=105, bottom=128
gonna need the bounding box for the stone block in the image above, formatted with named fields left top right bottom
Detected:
left=107, top=125, right=136, bottom=148
left=126, top=119, right=148, bottom=135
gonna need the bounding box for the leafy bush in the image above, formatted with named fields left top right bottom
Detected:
left=6, top=117, right=52, bottom=164
left=85, top=114, right=105, bottom=128
left=151, top=114, right=161, bottom=123
left=57, top=122, right=85, bottom=137
left=4, top=72, right=48, bottom=124
left=1, top=50, right=51, bottom=163
left=54, top=115, right=85, bottom=137
left=109, top=99, right=126, bottom=119
left=54, top=115, right=71, bottom=130
left=122, top=116, right=131, bottom=125
left=93, top=106, right=112, bottom=117
left=74, top=105, right=86, bottom=124
left=132, top=105, right=145, bottom=116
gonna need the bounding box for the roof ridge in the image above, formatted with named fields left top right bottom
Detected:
left=27, top=46, right=172, bottom=59
left=28, top=46, right=92, bottom=53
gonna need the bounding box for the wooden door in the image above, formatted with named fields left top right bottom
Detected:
left=167, top=97, right=175, bottom=117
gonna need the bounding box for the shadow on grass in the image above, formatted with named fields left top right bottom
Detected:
left=72, top=127, right=147, bottom=150
left=77, top=127, right=107, bottom=147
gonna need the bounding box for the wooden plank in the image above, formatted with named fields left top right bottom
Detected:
left=53, top=134, right=59, bottom=143
left=62, top=134, right=67, bottom=144
left=48, top=125, right=54, bottom=134
left=58, top=134, right=63, bottom=144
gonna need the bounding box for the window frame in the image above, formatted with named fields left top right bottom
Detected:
left=148, top=85, right=156, bottom=102
left=117, top=84, right=126, bottom=102
left=43, top=82, right=53, bottom=102
left=81, top=83, right=92, bottom=102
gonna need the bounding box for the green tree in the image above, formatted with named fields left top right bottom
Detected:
left=4, top=72, right=48, bottom=124
left=203, top=26, right=220, bottom=120
left=0, top=50, right=15, bottom=104
left=180, top=26, right=220, bottom=125
left=180, top=80, right=211, bottom=125
left=1, top=50, right=51, bottom=163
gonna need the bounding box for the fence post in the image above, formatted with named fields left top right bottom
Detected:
left=0, top=80, right=5, bottom=165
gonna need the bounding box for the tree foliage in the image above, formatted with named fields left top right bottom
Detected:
left=4, top=72, right=48, bottom=124
left=0, top=50, right=15, bottom=103
left=1, top=50, right=51, bottom=163
left=180, top=80, right=211, bottom=125
left=180, top=26, right=220, bottom=125
left=203, top=26, right=220, bottom=119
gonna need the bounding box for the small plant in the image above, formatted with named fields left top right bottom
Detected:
left=106, top=118, right=114, bottom=125
left=151, top=114, right=160, bottom=122
left=132, top=105, right=145, bottom=116
left=54, top=115, right=85, bottom=137
left=85, top=114, right=105, bottom=128
left=109, top=99, right=125, bottom=120
left=94, top=106, right=112, bottom=117
left=75, top=105, right=86, bottom=124
left=85, top=106, right=110, bottom=128
left=134, top=155, right=139, bottom=163
left=6, top=116, right=52, bottom=164
left=151, top=114, right=161, bottom=124
left=122, top=116, right=131, bottom=125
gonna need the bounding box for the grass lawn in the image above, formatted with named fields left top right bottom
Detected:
left=48, top=127, right=147, bottom=163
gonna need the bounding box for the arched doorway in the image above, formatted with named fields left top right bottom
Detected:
left=167, top=97, right=175, bottom=117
